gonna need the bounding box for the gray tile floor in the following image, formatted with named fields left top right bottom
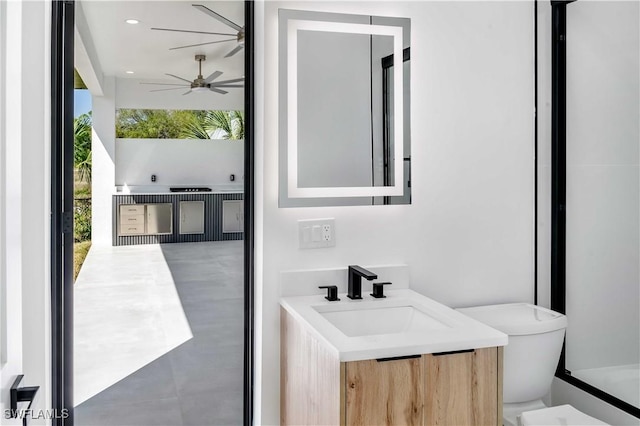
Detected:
left=75, top=241, right=244, bottom=426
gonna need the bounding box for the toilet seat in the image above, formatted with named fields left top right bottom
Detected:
left=520, top=404, right=609, bottom=426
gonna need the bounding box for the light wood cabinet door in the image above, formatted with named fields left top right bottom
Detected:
left=345, top=356, right=423, bottom=425
left=424, top=348, right=499, bottom=426
left=281, top=308, right=343, bottom=426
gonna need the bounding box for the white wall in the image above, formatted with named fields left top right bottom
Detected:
left=115, top=138, right=244, bottom=186
left=0, top=0, right=52, bottom=423
left=0, top=1, right=24, bottom=420
left=536, top=1, right=553, bottom=310
left=75, top=1, right=104, bottom=96
left=91, top=77, right=116, bottom=246
left=256, top=1, right=535, bottom=423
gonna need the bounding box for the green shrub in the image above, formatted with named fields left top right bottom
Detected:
left=74, top=197, right=91, bottom=242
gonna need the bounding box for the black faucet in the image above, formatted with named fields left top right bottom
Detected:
left=347, top=265, right=378, bottom=300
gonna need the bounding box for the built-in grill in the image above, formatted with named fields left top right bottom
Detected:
left=169, top=187, right=212, bottom=193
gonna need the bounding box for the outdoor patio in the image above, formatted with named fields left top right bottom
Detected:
left=74, top=241, right=244, bottom=425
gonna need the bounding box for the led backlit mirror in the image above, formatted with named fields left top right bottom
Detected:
left=279, top=9, right=411, bottom=207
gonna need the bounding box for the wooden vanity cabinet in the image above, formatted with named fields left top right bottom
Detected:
left=345, top=356, right=423, bottom=425
left=424, top=349, right=501, bottom=425
left=281, top=308, right=503, bottom=426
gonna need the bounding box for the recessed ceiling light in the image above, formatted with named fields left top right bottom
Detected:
left=126, top=71, right=134, bottom=74
left=125, top=19, right=139, bottom=24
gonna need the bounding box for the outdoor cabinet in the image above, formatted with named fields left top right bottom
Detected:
left=118, top=204, right=145, bottom=235
left=223, top=200, right=244, bottom=233
left=180, top=201, right=205, bottom=234
left=146, top=203, right=173, bottom=235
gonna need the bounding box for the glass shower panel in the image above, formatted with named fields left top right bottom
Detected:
left=565, top=1, right=640, bottom=409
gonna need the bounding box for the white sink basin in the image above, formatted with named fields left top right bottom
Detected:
left=317, top=305, right=448, bottom=337
left=281, top=289, right=508, bottom=362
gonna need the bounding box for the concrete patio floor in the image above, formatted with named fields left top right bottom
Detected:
left=74, top=241, right=244, bottom=426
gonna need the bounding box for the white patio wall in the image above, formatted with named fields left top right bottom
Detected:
left=115, top=138, right=244, bottom=186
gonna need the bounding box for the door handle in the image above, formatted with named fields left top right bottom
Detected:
left=376, top=354, right=421, bottom=362
left=10, top=375, right=39, bottom=416
left=432, top=349, right=475, bottom=357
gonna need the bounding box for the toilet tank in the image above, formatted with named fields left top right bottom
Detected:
left=457, top=303, right=567, bottom=403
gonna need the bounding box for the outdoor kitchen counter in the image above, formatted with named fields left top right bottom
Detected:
left=113, top=185, right=244, bottom=194
left=112, top=189, right=244, bottom=246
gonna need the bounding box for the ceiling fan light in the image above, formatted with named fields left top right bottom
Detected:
left=191, top=86, right=209, bottom=93
left=125, top=19, right=140, bottom=24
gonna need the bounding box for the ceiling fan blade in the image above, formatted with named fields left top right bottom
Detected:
left=210, top=77, right=244, bottom=85
left=183, top=90, right=192, bottom=96
left=169, top=38, right=236, bottom=51
left=209, top=87, right=228, bottom=94
left=151, top=27, right=235, bottom=36
left=204, top=70, right=223, bottom=83
left=140, top=82, right=189, bottom=87
left=149, top=87, right=190, bottom=92
left=224, top=44, right=244, bottom=58
left=165, top=73, right=193, bottom=84
left=192, top=4, right=243, bottom=32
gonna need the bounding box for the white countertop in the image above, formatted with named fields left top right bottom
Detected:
left=114, top=185, right=243, bottom=195
left=281, top=289, right=507, bottom=362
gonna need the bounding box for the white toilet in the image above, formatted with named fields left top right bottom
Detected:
left=457, top=303, right=609, bottom=426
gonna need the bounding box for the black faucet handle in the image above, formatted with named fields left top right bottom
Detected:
left=370, top=282, right=392, bottom=299
left=319, top=285, right=340, bottom=301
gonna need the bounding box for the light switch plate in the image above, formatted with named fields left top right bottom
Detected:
left=299, top=218, right=336, bottom=249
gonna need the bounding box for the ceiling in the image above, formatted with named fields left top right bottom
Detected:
left=78, top=1, right=245, bottom=85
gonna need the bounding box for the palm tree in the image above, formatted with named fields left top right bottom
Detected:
left=205, top=111, right=237, bottom=139
left=183, top=110, right=244, bottom=140
left=179, top=118, right=210, bottom=139
left=74, top=112, right=92, bottom=182
left=232, top=111, right=244, bottom=140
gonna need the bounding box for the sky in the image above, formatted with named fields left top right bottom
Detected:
left=74, top=89, right=92, bottom=117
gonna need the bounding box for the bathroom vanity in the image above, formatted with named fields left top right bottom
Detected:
left=280, top=289, right=507, bottom=425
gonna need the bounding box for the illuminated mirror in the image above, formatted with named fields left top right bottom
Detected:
left=279, top=9, right=411, bottom=207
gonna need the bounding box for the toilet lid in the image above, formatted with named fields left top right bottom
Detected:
left=456, top=303, right=567, bottom=335
left=520, top=404, right=609, bottom=426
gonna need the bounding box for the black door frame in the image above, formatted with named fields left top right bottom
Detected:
left=50, top=2, right=255, bottom=424
left=549, top=0, right=640, bottom=418
left=51, top=1, right=75, bottom=424
left=243, top=2, right=255, bottom=425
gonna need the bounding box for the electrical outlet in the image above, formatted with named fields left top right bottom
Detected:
left=299, top=218, right=335, bottom=249
left=322, top=224, right=332, bottom=241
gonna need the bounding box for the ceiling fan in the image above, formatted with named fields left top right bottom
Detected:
left=141, top=55, right=243, bottom=95
left=151, top=4, right=245, bottom=57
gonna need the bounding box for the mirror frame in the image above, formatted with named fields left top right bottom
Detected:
left=278, top=9, right=410, bottom=207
